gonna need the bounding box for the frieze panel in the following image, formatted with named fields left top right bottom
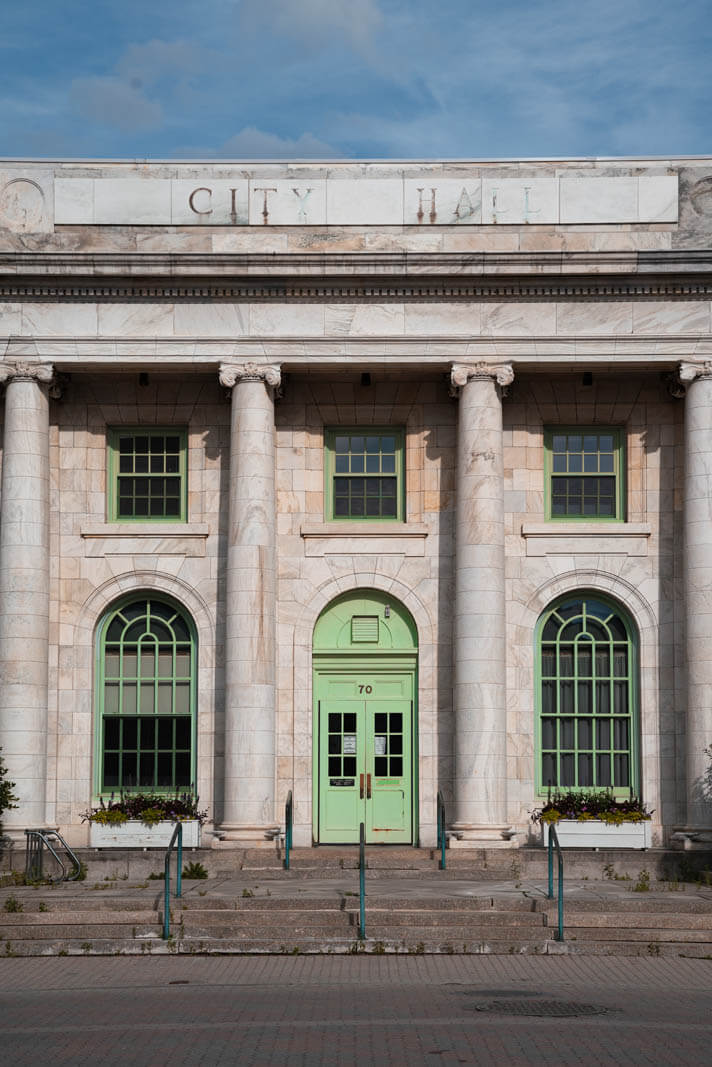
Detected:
left=52, top=175, right=679, bottom=228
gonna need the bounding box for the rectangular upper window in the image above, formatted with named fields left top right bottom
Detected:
left=108, top=429, right=187, bottom=522
left=325, top=428, right=405, bottom=521
left=545, top=428, right=624, bottom=521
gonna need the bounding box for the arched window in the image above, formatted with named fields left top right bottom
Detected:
left=97, top=597, right=196, bottom=792
left=536, top=595, right=638, bottom=795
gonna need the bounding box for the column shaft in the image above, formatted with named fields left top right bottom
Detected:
left=0, top=366, right=53, bottom=834
left=218, top=363, right=280, bottom=844
left=681, top=362, right=712, bottom=832
left=451, top=363, right=513, bottom=842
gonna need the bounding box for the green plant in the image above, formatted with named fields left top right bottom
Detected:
left=3, top=895, right=23, bottom=913
left=38, top=902, right=48, bottom=912
left=242, top=888, right=254, bottom=899
left=182, top=861, right=208, bottom=880
left=148, top=872, right=165, bottom=880
left=0, top=747, right=19, bottom=836
left=531, top=789, right=653, bottom=826
left=81, top=791, right=207, bottom=827
left=633, top=869, right=651, bottom=893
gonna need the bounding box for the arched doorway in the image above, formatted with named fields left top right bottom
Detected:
left=312, top=590, right=418, bottom=844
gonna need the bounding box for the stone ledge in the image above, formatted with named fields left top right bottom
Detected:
left=80, top=522, right=210, bottom=557
left=521, top=521, right=651, bottom=557
left=301, top=522, right=428, bottom=557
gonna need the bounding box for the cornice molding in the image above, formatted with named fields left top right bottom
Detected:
left=1, top=250, right=712, bottom=301
left=3, top=277, right=712, bottom=302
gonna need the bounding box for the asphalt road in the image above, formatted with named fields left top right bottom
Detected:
left=1, top=955, right=711, bottom=1065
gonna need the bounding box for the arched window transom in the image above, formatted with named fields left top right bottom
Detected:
left=99, top=597, right=195, bottom=791
left=537, top=596, right=637, bottom=794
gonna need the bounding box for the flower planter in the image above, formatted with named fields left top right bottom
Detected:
left=89, top=820, right=201, bottom=848
left=542, top=820, right=651, bottom=849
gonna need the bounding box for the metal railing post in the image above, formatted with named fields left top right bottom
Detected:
left=358, top=821, right=366, bottom=940
left=284, top=790, right=292, bottom=871
left=163, top=822, right=183, bottom=939
left=546, top=823, right=564, bottom=942
left=437, top=790, right=446, bottom=871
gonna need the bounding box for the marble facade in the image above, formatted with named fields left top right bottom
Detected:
left=1, top=157, right=711, bottom=849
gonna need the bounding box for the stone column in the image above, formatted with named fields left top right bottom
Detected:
left=216, top=361, right=281, bottom=846
left=0, top=360, right=54, bottom=837
left=450, top=361, right=514, bottom=845
left=679, top=360, right=712, bottom=835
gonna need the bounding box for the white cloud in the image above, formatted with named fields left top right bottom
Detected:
left=70, top=76, right=163, bottom=132
left=218, top=125, right=342, bottom=158
left=240, top=0, right=383, bottom=49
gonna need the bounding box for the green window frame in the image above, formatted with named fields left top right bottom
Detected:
left=108, top=428, right=187, bottom=522
left=535, top=595, right=639, bottom=797
left=96, top=597, right=196, bottom=794
left=324, top=428, right=405, bottom=522
left=545, top=427, right=625, bottom=521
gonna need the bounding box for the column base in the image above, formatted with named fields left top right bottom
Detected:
left=212, top=824, right=280, bottom=849
left=670, top=828, right=712, bottom=851
left=449, top=823, right=518, bottom=849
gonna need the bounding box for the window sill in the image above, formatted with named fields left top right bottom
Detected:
left=81, top=522, right=210, bottom=557
left=301, top=522, right=428, bottom=556
left=521, top=522, right=651, bottom=557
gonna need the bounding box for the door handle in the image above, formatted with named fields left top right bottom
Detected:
left=366, top=773, right=372, bottom=799
left=359, top=773, right=365, bottom=799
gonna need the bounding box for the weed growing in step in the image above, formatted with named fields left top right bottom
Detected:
left=632, top=869, right=651, bottom=892
left=3, top=895, right=22, bottom=913
left=182, top=861, right=208, bottom=880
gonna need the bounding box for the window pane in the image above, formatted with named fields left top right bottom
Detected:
left=596, top=753, right=612, bottom=786
left=175, top=683, right=190, bottom=715
left=560, top=718, right=575, bottom=748
left=542, top=753, right=556, bottom=789
left=596, top=719, right=611, bottom=749
left=578, top=681, right=592, bottom=715
left=104, top=718, right=120, bottom=748
left=596, top=681, right=611, bottom=715
left=541, top=718, right=556, bottom=749
left=157, top=718, right=174, bottom=749
left=140, top=683, right=154, bottom=714
left=578, top=753, right=593, bottom=786
left=614, top=753, right=630, bottom=787
left=104, top=683, right=119, bottom=715
left=157, top=682, right=172, bottom=714
left=560, top=681, right=574, bottom=715
left=560, top=753, right=575, bottom=786
left=123, top=684, right=137, bottom=715
left=122, top=718, right=137, bottom=749
left=578, top=718, right=592, bottom=749
left=613, top=719, right=629, bottom=750
left=577, top=645, right=592, bottom=675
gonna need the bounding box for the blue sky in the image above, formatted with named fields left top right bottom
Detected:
left=2, top=0, right=711, bottom=159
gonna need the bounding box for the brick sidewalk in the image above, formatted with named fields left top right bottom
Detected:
left=2, top=956, right=711, bottom=1065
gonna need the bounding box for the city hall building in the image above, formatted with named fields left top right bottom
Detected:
left=1, top=156, right=711, bottom=851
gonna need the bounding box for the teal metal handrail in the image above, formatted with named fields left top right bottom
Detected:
left=436, top=790, right=446, bottom=870
left=284, top=790, right=293, bottom=870
left=162, top=822, right=183, bottom=940
left=547, top=823, right=564, bottom=941
left=358, top=821, right=366, bottom=940
left=25, top=829, right=82, bottom=884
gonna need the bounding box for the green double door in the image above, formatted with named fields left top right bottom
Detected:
left=316, top=671, right=415, bottom=844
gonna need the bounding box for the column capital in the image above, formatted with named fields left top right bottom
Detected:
left=0, top=360, right=55, bottom=386
left=678, top=360, right=712, bottom=385
left=450, top=361, right=514, bottom=395
left=219, top=360, right=282, bottom=392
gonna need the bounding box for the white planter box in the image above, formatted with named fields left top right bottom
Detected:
left=543, top=820, right=651, bottom=849
left=89, top=820, right=201, bottom=848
